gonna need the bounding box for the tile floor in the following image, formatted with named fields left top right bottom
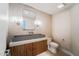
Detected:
left=37, top=51, right=53, bottom=56
left=37, top=50, right=66, bottom=56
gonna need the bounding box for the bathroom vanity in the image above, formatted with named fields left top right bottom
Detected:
left=9, top=34, right=51, bottom=56
left=10, top=40, right=47, bottom=56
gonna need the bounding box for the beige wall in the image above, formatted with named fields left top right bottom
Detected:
left=70, top=4, right=79, bottom=55
left=0, top=3, right=8, bottom=56
left=8, top=4, right=52, bottom=37
left=52, top=10, right=72, bottom=50
left=52, top=4, right=79, bottom=55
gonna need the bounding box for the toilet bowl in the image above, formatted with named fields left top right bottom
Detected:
left=48, top=42, right=59, bottom=54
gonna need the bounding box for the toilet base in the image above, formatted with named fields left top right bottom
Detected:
left=48, top=48, right=57, bottom=54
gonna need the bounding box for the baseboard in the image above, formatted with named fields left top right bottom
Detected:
left=59, top=47, right=74, bottom=56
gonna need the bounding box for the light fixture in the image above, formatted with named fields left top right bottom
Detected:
left=58, top=3, right=65, bottom=8
left=34, top=20, right=42, bottom=27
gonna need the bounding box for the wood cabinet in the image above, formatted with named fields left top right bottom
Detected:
left=10, top=43, right=32, bottom=56
left=10, top=40, right=47, bottom=56
left=43, top=40, right=48, bottom=51
left=10, top=44, right=26, bottom=56
left=25, top=43, right=32, bottom=56
left=32, top=41, right=43, bottom=55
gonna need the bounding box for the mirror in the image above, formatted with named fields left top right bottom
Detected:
left=19, top=9, right=36, bottom=30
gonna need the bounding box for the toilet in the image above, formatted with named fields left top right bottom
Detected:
left=47, top=38, right=59, bottom=54
left=48, top=42, right=59, bottom=54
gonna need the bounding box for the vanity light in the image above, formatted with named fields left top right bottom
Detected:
left=34, top=20, right=42, bottom=27
left=57, top=3, right=65, bottom=8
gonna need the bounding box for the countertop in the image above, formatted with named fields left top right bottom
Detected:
left=9, top=37, right=52, bottom=47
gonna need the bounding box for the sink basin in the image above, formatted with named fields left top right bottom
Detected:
left=11, top=34, right=45, bottom=42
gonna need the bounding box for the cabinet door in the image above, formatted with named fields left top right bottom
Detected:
left=32, top=40, right=47, bottom=56
left=25, top=43, right=32, bottom=56
left=10, top=43, right=32, bottom=56
left=32, top=41, right=40, bottom=56
left=37, top=41, right=43, bottom=54
left=10, top=45, right=26, bottom=56
left=43, top=40, right=48, bottom=51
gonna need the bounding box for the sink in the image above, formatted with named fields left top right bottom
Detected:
left=11, top=34, right=45, bottom=42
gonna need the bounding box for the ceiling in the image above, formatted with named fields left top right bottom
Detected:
left=24, top=3, right=73, bottom=15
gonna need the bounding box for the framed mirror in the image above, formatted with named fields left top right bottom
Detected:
left=20, top=9, right=36, bottom=30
